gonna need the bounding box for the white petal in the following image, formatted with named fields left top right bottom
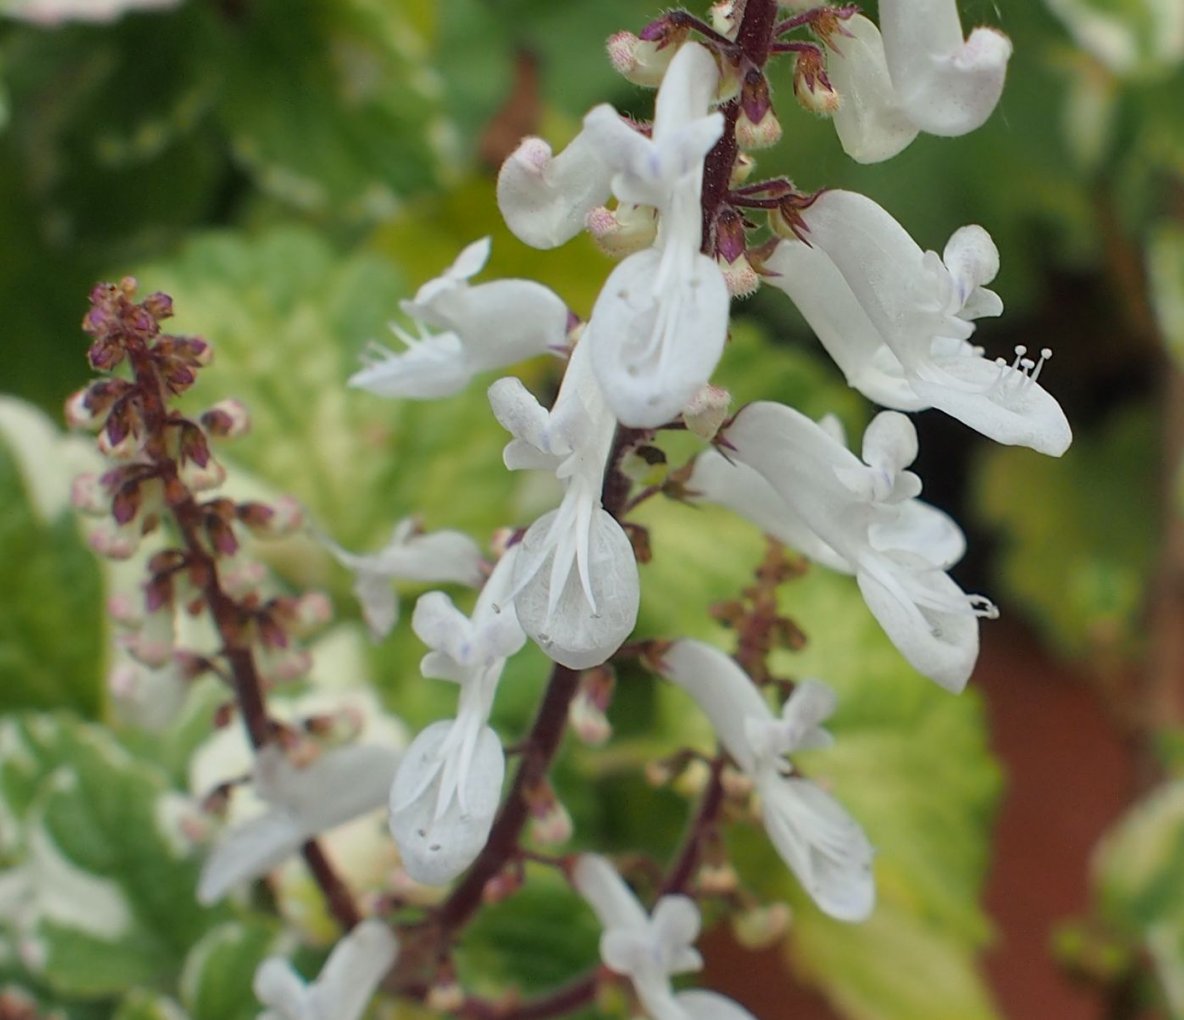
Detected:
left=658, top=640, right=773, bottom=775
left=260, top=744, right=401, bottom=826
left=254, top=958, right=308, bottom=1015
left=856, top=556, right=981, bottom=692
left=348, top=332, right=472, bottom=400
left=587, top=247, right=729, bottom=428
left=572, top=853, right=649, bottom=932
left=651, top=896, right=702, bottom=967
left=781, top=679, right=838, bottom=750
left=762, top=237, right=926, bottom=411
left=676, top=990, right=760, bottom=1020
left=513, top=505, right=639, bottom=669
left=497, top=134, right=613, bottom=249
left=879, top=0, right=1012, bottom=136
left=351, top=569, right=400, bottom=640
left=431, top=279, right=569, bottom=371
left=488, top=376, right=556, bottom=466
left=827, top=15, right=920, bottom=163
left=686, top=449, right=852, bottom=573
left=307, top=920, right=398, bottom=1020
left=652, top=42, right=722, bottom=145
left=759, top=775, right=875, bottom=922
left=909, top=351, right=1073, bottom=456
left=389, top=721, right=504, bottom=885
left=199, top=810, right=304, bottom=904
left=869, top=500, right=966, bottom=569
left=942, top=225, right=1000, bottom=302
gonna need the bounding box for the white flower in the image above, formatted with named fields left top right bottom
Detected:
left=3, top=0, right=181, bottom=24
left=721, top=404, right=996, bottom=692
left=198, top=742, right=400, bottom=905
left=826, top=6, right=1011, bottom=162
left=573, top=854, right=760, bottom=1020
left=766, top=190, right=1071, bottom=456
left=324, top=517, right=485, bottom=639
left=658, top=641, right=874, bottom=922
left=580, top=42, right=730, bottom=427
left=489, top=341, right=639, bottom=669
left=387, top=549, right=525, bottom=885
left=348, top=238, right=568, bottom=400
left=254, top=919, right=397, bottom=1020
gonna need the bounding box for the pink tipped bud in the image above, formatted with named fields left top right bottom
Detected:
left=736, top=107, right=782, bottom=149
left=97, top=422, right=141, bottom=462
left=107, top=591, right=143, bottom=626
left=88, top=520, right=140, bottom=560
left=527, top=780, right=573, bottom=846
left=569, top=693, right=612, bottom=746
left=120, top=605, right=175, bottom=668
left=107, top=661, right=141, bottom=700
left=237, top=495, right=303, bottom=538
left=732, top=903, right=792, bottom=949
left=64, top=390, right=101, bottom=430
left=710, top=0, right=740, bottom=37
left=179, top=455, right=225, bottom=493
left=259, top=645, right=313, bottom=685
left=71, top=473, right=110, bottom=515
left=586, top=203, right=658, bottom=258
left=606, top=28, right=686, bottom=87
left=200, top=399, right=251, bottom=439
left=698, top=861, right=739, bottom=896
left=682, top=384, right=732, bottom=441
left=426, top=981, right=465, bottom=1014
left=793, top=49, right=840, bottom=116
left=218, top=553, right=267, bottom=599
left=720, top=252, right=761, bottom=298
left=482, top=867, right=524, bottom=905
left=292, top=591, right=333, bottom=633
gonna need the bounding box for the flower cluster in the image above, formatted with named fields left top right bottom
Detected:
left=63, top=2, right=1073, bottom=1018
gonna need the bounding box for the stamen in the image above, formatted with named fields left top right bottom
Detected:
left=1029, top=347, right=1052, bottom=385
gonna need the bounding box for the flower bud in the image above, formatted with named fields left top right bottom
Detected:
left=606, top=26, right=687, bottom=88
left=618, top=443, right=667, bottom=486
left=569, top=666, right=615, bottom=746
left=793, top=48, right=840, bottom=116
left=697, top=861, right=739, bottom=896
left=218, top=551, right=267, bottom=599
left=258, top=644, right=314, bottom=685
left=719, top=252, right=761, bottom=298
left=737, top=71, right=780, bottom=149
left=720, top=763, right=754, bottom=799
left=482, top=866, right=524, bottom=905
left=732, top=902, right=792, bottom=949
left=120, top=604, right=176, bottom=668
left=729, top=152, right=756, bottom=187
left=674, top=757, right=711, bottom=797
left=710, top=0, right=740, bottom=37
left=682, top=384, right=732, bottom=441
left=200, top=399, right=251, bottom=439
left=236, top=495, right=304, bottom=538
left=426, top=980, right=465, bottom=1014
left=71, top=473, right=110, bottom=515
left=527, top=780, right=573, bottom=846
left=97, top=418, right=141, bottom=462
left=586, top=203, right=659, bottom=258
left=179, top=455, right=226, bottom=493
left=88, top=519, right=141, bottom=560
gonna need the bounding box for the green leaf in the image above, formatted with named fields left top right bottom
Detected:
left=213, top=0, right=445, bottom=221
left=0, top=714, right=223, bottom=999
left=972, top=404, right=1158, bottom=662
left=180, top=921, right=276, bottom=1020
left=0, top=401, right=105, bottom=717
left=1043, top=0, right=1184, bottom=78
left=114, top=989, right=190, bottom=1020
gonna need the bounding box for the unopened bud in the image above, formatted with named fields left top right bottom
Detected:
left=426, top=981, right=465, bottom=1014
left=97, top=421, right=141, bottom=462
left=732, top=903, right=792, bottom=949
left=179, top=455, right=226, bottom=493
left=794, top=49, right=840, bottom=115
left=586, top=203, right=658, bottom=258
left=719, top=252, right=761, bottom=298
left=674, top=757, right=711, bottom=797
left=292, top=591, right=333, bottom=634
left=258, top=644, right=313, bottom=685
left=71, top=473, right=110, bottom=515
left=682, top=384, right=732, bottom=441
left=606, top=27, right=687, bottom=87
left=698, top=861, right=739, bottom=896
left=237, top=495, right=304, bottom=538
left=120, top=604, right=176, bottom=668
left=710, top=0, right=740, bottom=37
left=200, top=399, right=251, bottom=439
left=569, top=692, right=612, bottom=746
left=736, top=107, right=782, bottom=149
left=527, top=780, right=573, bottom=846
left=107, top=591, right=143, bottom=626
left=88, top=519, right=141, bottom=560
left=645, top=759, right=674, bottom=787
left=729, top=152, right=756, bottom=187
left=64, top=389, right=101, bottom=430
left=482, top=866, right=524, bottom=905
left=219, top=552, right=267, bottom=599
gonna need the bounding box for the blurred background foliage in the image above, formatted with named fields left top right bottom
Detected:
left=1, top=0, right=1182, bottom=1018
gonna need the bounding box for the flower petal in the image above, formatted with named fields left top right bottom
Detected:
left=513, top=505, right=639, bottom=669
left=827, top=15, right=920, bottom=163
left=676, top=989, right=760, bottom=1020
left=587, top=247, right=729, bottom=428
left=759, top=775, right=875, bottom=922
left=856, top=555, right=982, bottom=692
left=762, top=237, right=925, bottom=411
left=348, top=331, right=472, bottom=400
left=497, top=134, right=613, bottom=249
left=307, top=919, right=398, bottom=1020
left=879, top=0, right=1012, bottom=136
left=388, top=721, right=505, bottom=885
left=658, top=640, right=773, bottom=775
left=572, top=853, right=649, bottom=931
left=199, top=810, right=304, bottom=905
